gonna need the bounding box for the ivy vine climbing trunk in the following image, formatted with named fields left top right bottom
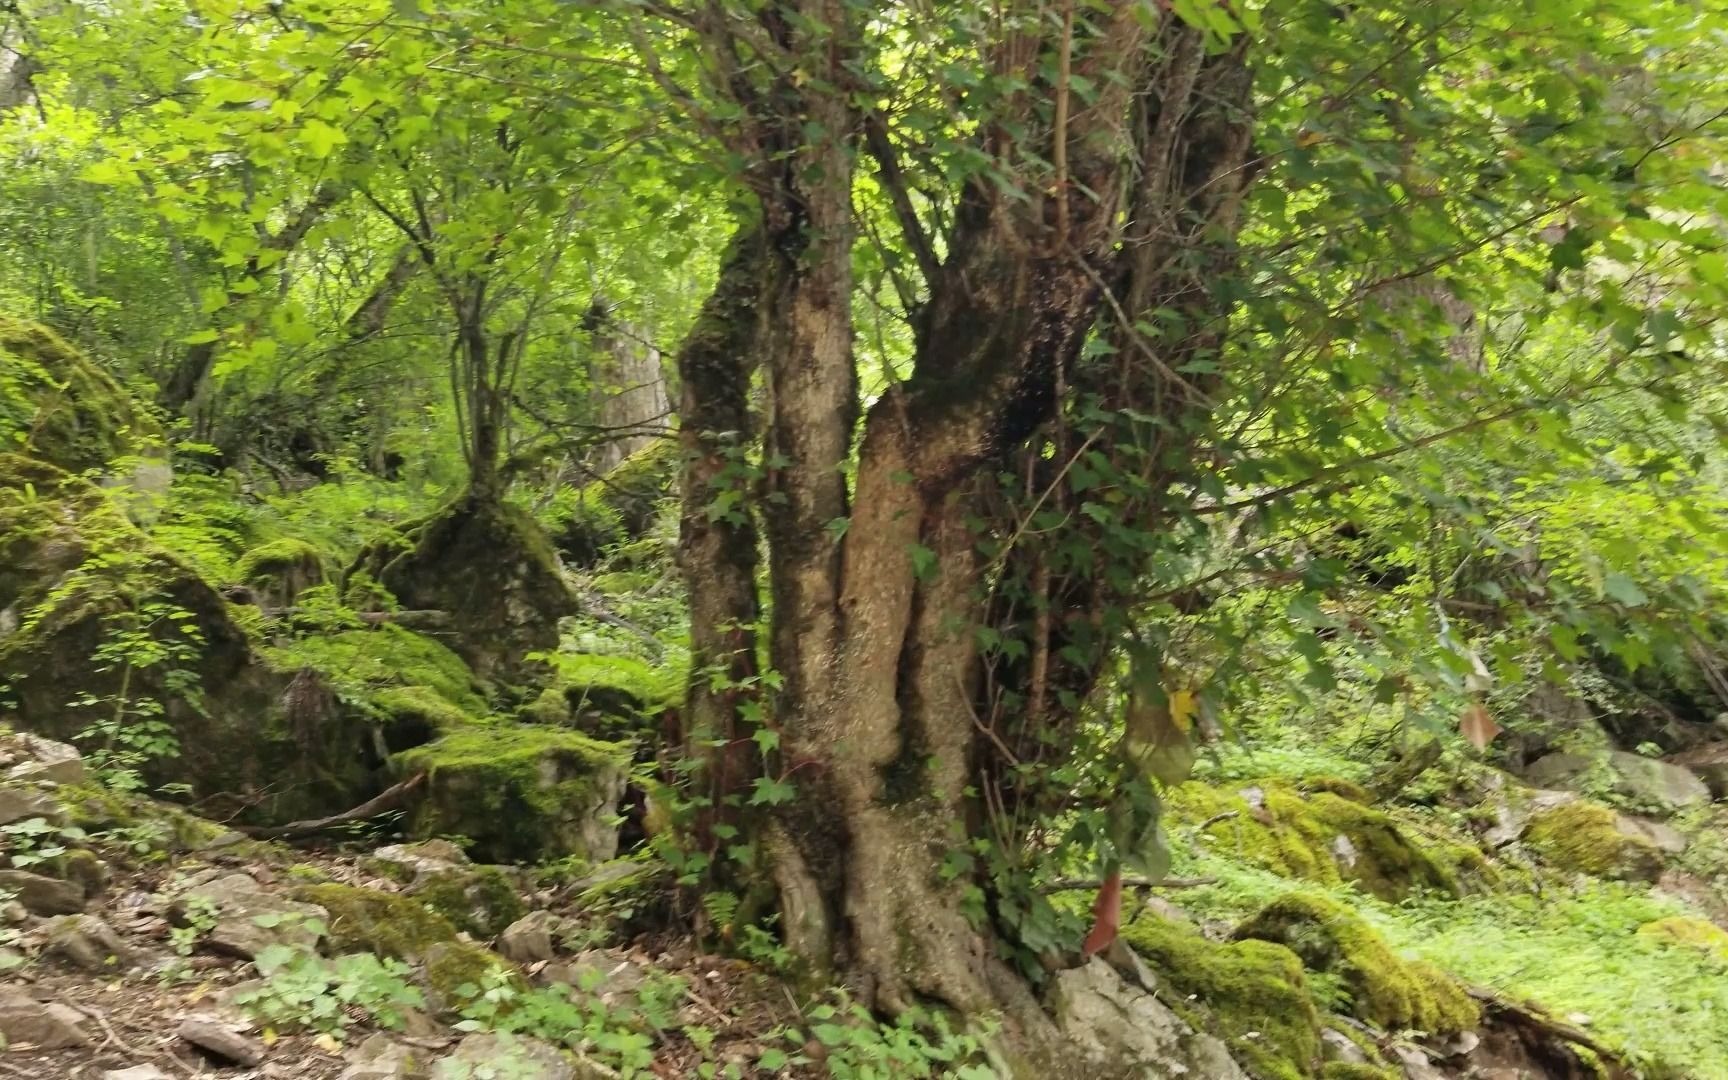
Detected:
left=662, top=2, right=1257, bottom=1063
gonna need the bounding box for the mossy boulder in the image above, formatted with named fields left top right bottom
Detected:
left=411, top=866, right=527, bottom=940
left=394, top=725, right=630, bottom=864
left=289, top=883, right=518, bottom=1015
left=1235, top=893, right=1479, bottom=1036
left=290, top=883, right=458, bottom=958
left=1636, top=915, right=1728, bottom=960
left=352, top=492, right=575, bottom=684
left=547, top=440, right=677, bottom=567
left=0, top=315, right=157, bottom=475
left=1523, top=798, right=1666, bottom=881
left=530, top=651, right=684, bottom=737
left=0, top=467, right=442, bottom=825
left=1122, top=914, right=1324, bottom=1080
left=0, top=471, right=381, bottom=821
left=263, top=623, right=484, bottom=754
left=233, top=538, right=329, bottom=608
left=1172, top=780, right=1467, bottom=901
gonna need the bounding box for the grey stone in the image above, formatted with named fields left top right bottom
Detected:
left=3, top=733, right=86, bottom=786
left=433, top=1032, right=576, bottom=1079
left=0, top=784, right=63, bottom=827
left=45, top=914, right=137, bottom=972
left=1615, top=814, right=1688, bottom=855
left=0, top=868, right=85, bottom=914
left=1523, top=751, right=1709, bottom=815
left=177, top=1015, right=266, bottom=1066
left=1522, top=752, right=1592, bottom=789
left=339, top=1032, right=434, bottom=1080
left=1607, top=751, right=1709, bottom=812
left=540, top=949, right=645, bottom=997
left=497, top=910, right=560, bottom=964
left=0, top=988, right=91, bottom=1048
left=176, top=873, right=325, bottom=959
left=371, top=841, right=469, bottom=885
left=1049, top=958, right=1247, bottom=1079
left=1320, top=1028, right=1369, bottom=1064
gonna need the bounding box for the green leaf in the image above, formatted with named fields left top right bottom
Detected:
left=1603, top=573, right=1648, bottom=608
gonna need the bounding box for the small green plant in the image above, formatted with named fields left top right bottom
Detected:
left=235, top=944, right=424, bottom=1036
left=170, top=894, right=220, bottom=957
left=759, top=996, right=997, bottom=1080
left=0, top=816, right=87, bottom=868
left=455, top=967, right=661, bottom=1077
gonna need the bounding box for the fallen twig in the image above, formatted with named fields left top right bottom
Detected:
left=1040, top=876, right=1217, bottom=893
left=235, top=772, right=426, bottom=840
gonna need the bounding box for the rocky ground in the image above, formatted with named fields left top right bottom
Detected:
left=0, top=731, right=798, bottom=1079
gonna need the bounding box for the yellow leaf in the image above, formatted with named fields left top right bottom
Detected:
left=1169, top=688, right=1196, bottom=734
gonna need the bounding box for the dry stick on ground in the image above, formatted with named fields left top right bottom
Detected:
left=234, top=772, right=427, bottom=840
left=1040, top=876, right=1217, bottom=893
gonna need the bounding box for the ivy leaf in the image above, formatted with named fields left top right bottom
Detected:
left=1602, top=573, right=1647, bottom=607
left=748, top=777, right=795, bottom=806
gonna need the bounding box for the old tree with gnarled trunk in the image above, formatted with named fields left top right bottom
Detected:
left=653, top=0, right=1728, bottom=1063
left=673, top=4, right=1257, bottom=1032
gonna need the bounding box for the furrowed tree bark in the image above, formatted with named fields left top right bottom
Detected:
left=674, top=227, right=769, bottom=867
left=668, top=2, right=1259, bottom=1064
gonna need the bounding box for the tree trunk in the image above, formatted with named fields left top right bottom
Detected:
left=668, top=3, right=1257, bottom=1065
left=589, top=312, right=671, bottom=475
left=674, top=228, right=768, bottom=863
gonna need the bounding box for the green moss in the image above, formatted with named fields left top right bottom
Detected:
left=1637, top=916, right=1728, bottom=960
left=1235, top=893, right=1479, bottom=1035
left=422, top=939, right=522, bottom=1008
left=265, top=624, right=485, bottom=718
left=1122, top=915, right=1322, bottom=1080
left=1319, top=1065, right=1399, bottom=1080
left=394, top=725, right=629, bottom=864
left=354, top=492, right=574, bottom=684
left=233, top=538, right=328, bottom=604
left=48, top=848, right=109, bottom=896
left=1524, top=799, right=1664, bottom=881
left=57, top=784, right=228, bottom=851
left=0, top=315, right=157, bottom=474
left=1171, top=781, right=1461, bottom=901
left=373, top=686, right=476, bottom=733
left=412, top=867, right=526, bottom=939
left=290, top=883, right=457, bottom=958
left=1299, top=778, right=1375, bottom=803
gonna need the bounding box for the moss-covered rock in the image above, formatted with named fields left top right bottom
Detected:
left=0, top=468, right=386, bottom=823
left=1172, top=780, right=1465, bottom=901
left=547, top=440, right=677, bottom=567
left=1523, top=799, right=1666, bottom=881
left=411, top=866, right=527, bottom=940
left=1122, top=914, right=1323, bottom=1080
left=422, top=939, right=522, bottom=1014
left=56, top=784, right=230, bottom=851
left=1636, top=915, right=1728, bottom=960
left=233, top=538, right=329, bottom=608
left=531, top=651, right=685, bottom=738
left=0, top=315, right=157, bottom=475
left=1317, top=1066, right=1399, bottom=1080
left=1235, top=893, right=1479, bottom=1036
left=352, top=493, right=574, bottom=684
left=289, top=883, right=457, bottom=958
left=394, top=725, right=629, bottom=864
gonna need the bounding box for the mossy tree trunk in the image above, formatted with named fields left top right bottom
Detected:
left=666, top=4, right=1257, bottom=1055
